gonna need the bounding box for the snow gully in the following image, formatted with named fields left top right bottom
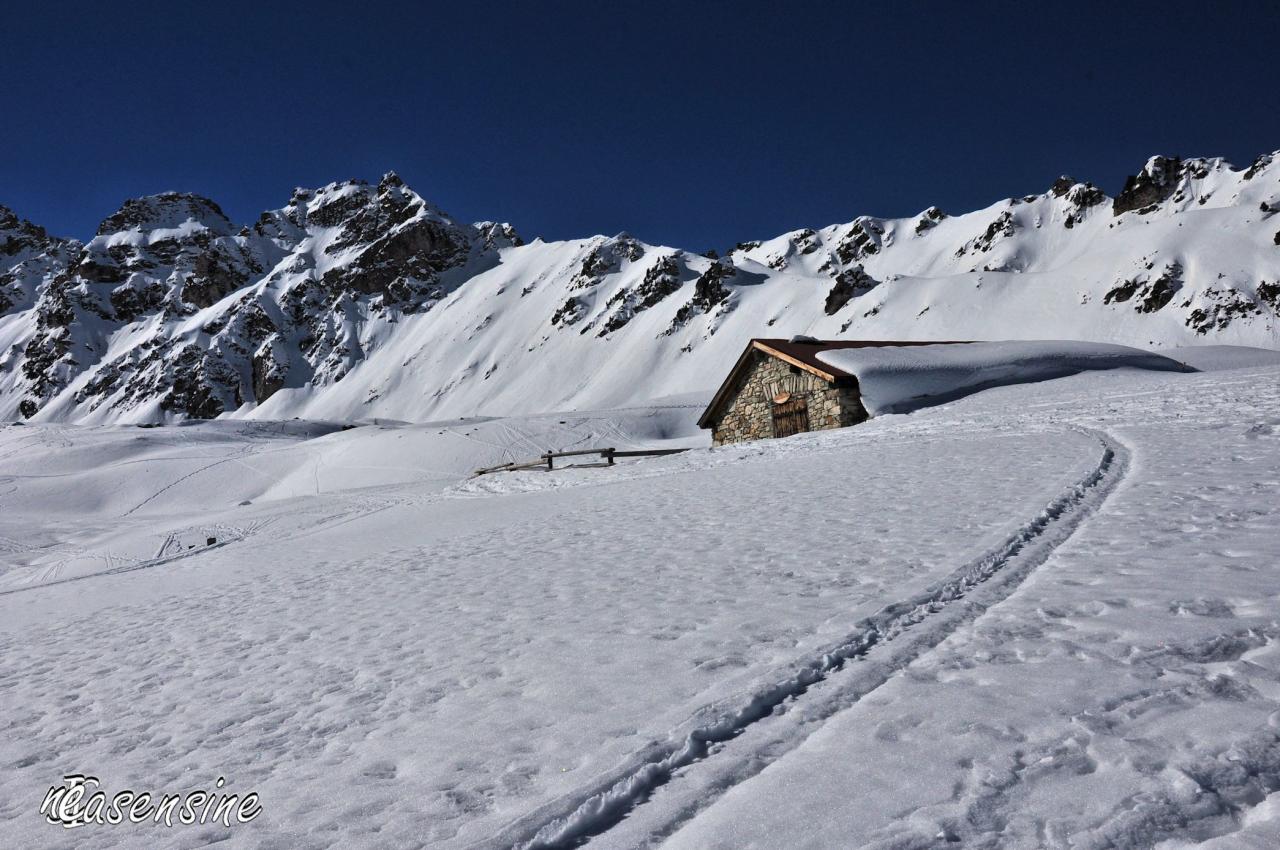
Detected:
left=494, top=427, right=1131, bottom=850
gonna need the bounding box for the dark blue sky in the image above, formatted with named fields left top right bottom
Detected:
left=2, top=1, right=1277, bottom=250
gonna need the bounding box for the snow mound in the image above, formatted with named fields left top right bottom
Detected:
left=1162, top=345, right=1280, bottom=372
left=818, top=340, right=1192, bottom=415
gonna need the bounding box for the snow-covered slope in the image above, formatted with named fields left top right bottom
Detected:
left=3, top=152, right=1280, bottom=424
left=0, top=399, right=706, bottom=592
left=4, top=357, right=1280, bottom=849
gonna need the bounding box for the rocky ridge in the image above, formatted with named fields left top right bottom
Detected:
left=2, top=150, right=1279, bottom=423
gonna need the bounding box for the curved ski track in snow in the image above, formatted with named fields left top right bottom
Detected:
left=488, top=427, right=1131, bottom=850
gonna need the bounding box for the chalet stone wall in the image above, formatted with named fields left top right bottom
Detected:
left=710, top=351, right=868, bottom=445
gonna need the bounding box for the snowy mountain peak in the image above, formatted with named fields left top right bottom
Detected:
left=2, top=149, right=1280, bottom=424
left=912, top=206, right=947, bottom=235
left=0, top=205, right=67, bottom=261
left=0, top=207, right=77, bottom=322
left=1110, top=154, right=1239, bottom=216
left=1049, top=176, right=1077, bottom=197
left=0, top=203, right=43, bottom=241
left=1243, top=152, right=1275, bottom=181
left=93, top=192, right=235, bottom=238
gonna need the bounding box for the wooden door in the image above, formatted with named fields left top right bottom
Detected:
left=772, top=397, right=810, bottom=438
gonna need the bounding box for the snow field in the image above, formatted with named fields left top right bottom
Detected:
left=1, top=352, right=1279, bottom=849
left=0, top=403, right=703, bottom=591
left=1, top=416, right=1099, bottom=848
left=657, top=364, right=1280, bottom=849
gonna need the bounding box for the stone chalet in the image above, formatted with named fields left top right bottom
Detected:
left=698, top=338, right=956, bottom=446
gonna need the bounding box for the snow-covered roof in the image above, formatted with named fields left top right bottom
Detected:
left=698, top=338, right=1196, bottom=429
left=818, top=340, right=1194, bottom=415
left=697, top=338, right=967, bottom=428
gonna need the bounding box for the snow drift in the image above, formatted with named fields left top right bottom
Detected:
left=818, top=340, right=1193, bottom=414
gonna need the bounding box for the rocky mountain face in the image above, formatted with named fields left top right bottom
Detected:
left=0, top=206, right=78, bottom=316
left=0, top=175, right=517, bottom=421
left=2, top=151, right=1279, bottom=424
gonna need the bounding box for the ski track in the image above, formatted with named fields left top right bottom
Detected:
left=120, top=460, right=241, bottom=517
left=486, top=427, right=1130, bottom=850
left=0, top=490, right=402, bottom=597
left=0, top=535, right=241, bottom=597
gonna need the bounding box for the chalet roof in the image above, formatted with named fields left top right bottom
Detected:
left=696, top=338, right=967, bottom=429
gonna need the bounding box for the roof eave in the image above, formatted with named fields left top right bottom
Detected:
left=697, top=339, right=843, bottom=429
left=697, top=344, right=759, bottom=429
left=751, top=339, right=846, bottom=382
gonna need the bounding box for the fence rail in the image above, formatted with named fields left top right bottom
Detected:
left=473, top=446, right=690, bottom=477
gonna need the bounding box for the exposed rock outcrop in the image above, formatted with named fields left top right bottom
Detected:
left=1112, top=156, right=1214, bottom=216
left=913, top=207, right=946, bottom=235
left=668, top=260, right=735, bottom=332
left=835, top=219, right=884, bottom=265
left=823, top=265, right=879, bottom=315
left=957, top=210, right=1016, bottom=256
left=1105, top=263, right=1184, bottom=313
left=600, top=254, right=685, bottom=335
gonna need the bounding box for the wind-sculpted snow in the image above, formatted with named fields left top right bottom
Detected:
left=817, top=340, right=1192, bottom=414
left=2, top=150, right=1280, bottom=424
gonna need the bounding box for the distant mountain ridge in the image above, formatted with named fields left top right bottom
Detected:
left=2, top=151, right=1278, bottom=424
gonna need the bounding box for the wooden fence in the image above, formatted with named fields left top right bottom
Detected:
left=473, top=447, right=689, bottom=477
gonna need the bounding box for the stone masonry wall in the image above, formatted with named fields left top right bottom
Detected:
left=710, top=351, right=868, bottom=445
